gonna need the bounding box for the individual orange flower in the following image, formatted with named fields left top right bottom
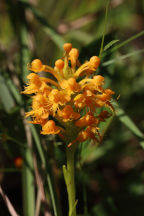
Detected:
left=75, top=112, right=98, bottom=127
left=41, top=120, right=61, bottom=135
left=60, top=78, right=81, bottom=95
left=58, top=105, right=80, bottom=122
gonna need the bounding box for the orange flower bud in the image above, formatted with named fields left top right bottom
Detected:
left=31, top=59, right=43, bottom=72
left=69, top=48, right=79, bottom=59
left=27, top=72, right=38, bottom=80
left=89, top=56, right=100, bottom=69
left=14, top=157, right=23, bottom=168
left=69, top=48, right=79, bottom=68
left=55, top=59, right=64, bottom=69
left=63, top=43, right=72, bottom=53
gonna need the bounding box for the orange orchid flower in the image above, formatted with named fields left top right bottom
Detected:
left=22, top=43, right=115, bottom=146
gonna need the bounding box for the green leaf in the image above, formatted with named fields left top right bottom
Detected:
left=104, top=39, right=119, bottom=51
left=30, top=124, right=45, bottom=165
left=99, top=0, right=110, bottom=57
left=30, top=124, right=60, bottom=216
left=102, top=49, right=144, bottom=66
left=6, top=77, right=23, bottom=105
left=103, top=30, right=144, bottom=56
left=0, top=74, right=15, bottom=112
left=22, top=146, right=35, bottom=216
left=113, top=101, right=144, bottom=148
left=80, top=141, right=114, bottom=164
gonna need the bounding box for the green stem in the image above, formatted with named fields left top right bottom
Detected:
left=63, top=145, right=77, bottom=216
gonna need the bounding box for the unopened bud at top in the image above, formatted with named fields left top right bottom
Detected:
left=55, top=59, right=64, bottom=69
left=89, top=56, right=100, bottom=69
left=31, top=59, right=43, bottom=72
left=69, top=48, right=79, bottom=59
left=63, top=43, right=72, bottom=53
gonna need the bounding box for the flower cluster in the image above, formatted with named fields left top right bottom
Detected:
left=22, top=43, right=114, bottom=146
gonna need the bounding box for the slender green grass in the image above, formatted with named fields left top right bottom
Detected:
left=99, top=0, right=110, bottom=58
left=109, top=30, right=144, bottom=53
left=22, top=148, right=35, bottom=216
left=30, top=124, right=61, bottom=216
left=17, top=1, right=35, bottom=215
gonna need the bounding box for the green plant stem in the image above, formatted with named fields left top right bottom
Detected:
left=67, top=148, right=76, bottom=216
left=63, top=145, right=77, bottom=216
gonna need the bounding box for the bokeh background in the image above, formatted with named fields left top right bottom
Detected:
left=0, top=0, right=144, bottom=215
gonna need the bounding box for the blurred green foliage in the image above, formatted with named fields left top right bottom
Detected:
left=0, top=0, right=144, bottom=215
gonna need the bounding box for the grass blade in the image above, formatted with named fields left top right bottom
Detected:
left=104, top=39, right=119, bottom=51
left=102, top=30, right=144, bottom=57
left=17, top=1, right=35, bottom=214
left=30, top=124, right=60, bottom=216
left=0, top=74, right=15, bottom=113
left=22, top=147, right=35, bottom=216
left=113, top=101, right=144, bottom=148
left=99, top=0, right=110, bottom=57
left=30, top=124, right=45, bottom=165
left=110, top=30, right=144, bottom=52
left=0, top=186, right=20, bottom=216
left=102, top=49, right=144, bottom=66
left=6, top=76, right=23, bottom=105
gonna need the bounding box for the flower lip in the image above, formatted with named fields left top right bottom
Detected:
left=41, top=120, right=60, bottom=135
left=58, top=105, right=80, bottom=121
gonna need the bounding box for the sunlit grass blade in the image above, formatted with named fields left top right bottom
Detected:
left=0, top=74, right=15, bottom=113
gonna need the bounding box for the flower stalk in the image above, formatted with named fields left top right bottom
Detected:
left=63, top=144, right=77, bottom=216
